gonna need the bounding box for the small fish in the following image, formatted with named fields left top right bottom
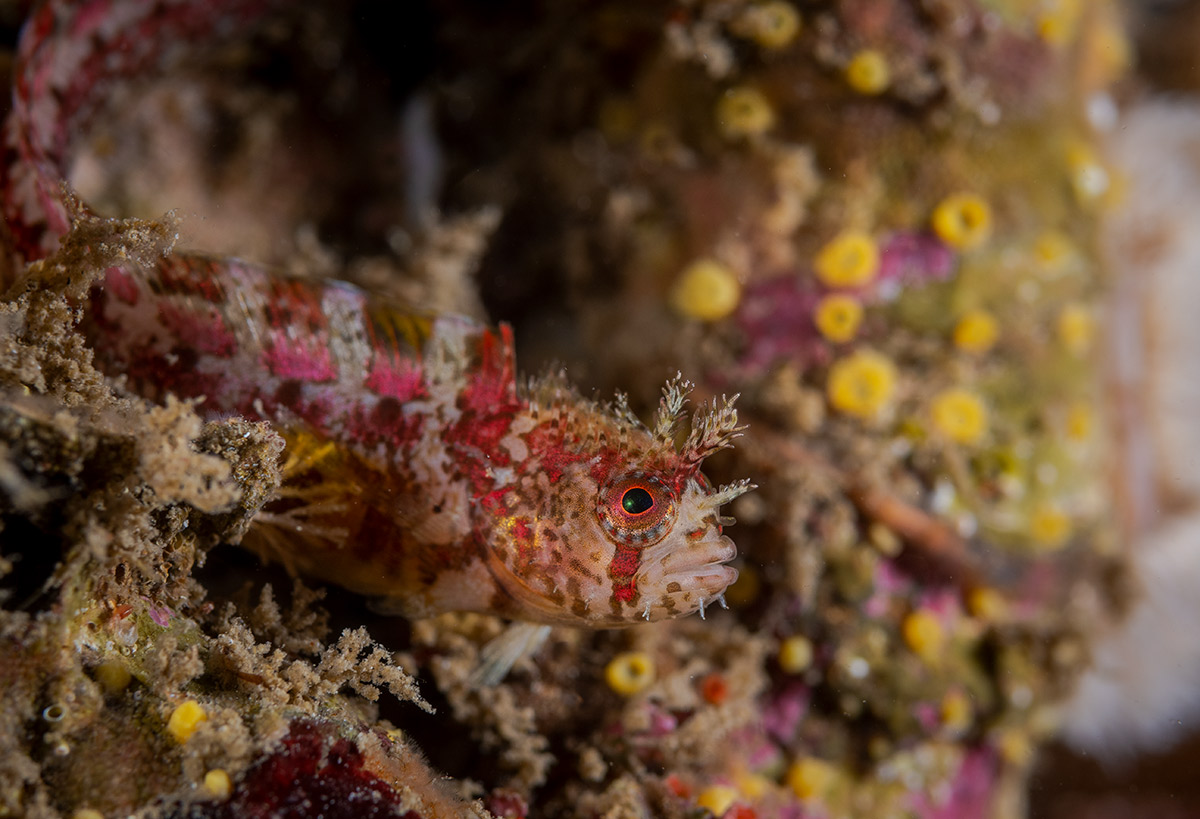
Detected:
left=2, top=0, right=753, bottom=678
left=84, top=257, right=751, bottom=630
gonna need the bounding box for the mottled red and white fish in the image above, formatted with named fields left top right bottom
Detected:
left=1, top=0, right=752, bottom=673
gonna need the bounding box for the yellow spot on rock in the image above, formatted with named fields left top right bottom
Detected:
left=72, top=811, right=104, bottom=819
left=1057, top=304, right=1094, bottom=355
left=967, top=587, right=1007, bottom=621
left=845, top=49, right=890, bottom=95
left=605, top=651, right=656, bottom=695
left=902, top=609, right=945, bottom=662
left=941, top=689, right=973, bottom=734
left=598, top=97, right=638, bottom=144
left=204, top=769, right=233, bottom=800
left=786, top=757, right=837, bottom=801
left=997, top=728, right=1034, bottom=767
left=724, top=563, right=760, bottom=607
left=167, top=700, right=208, bottom=744
left=1065, top=403, right=1093, bottom=441
left=716, top=86, right=776, bottom=139
left=953, top=309, right=999, bottom=355
left=697, top=785, right=740, bottom=817
left=671, top=259, right=742, bottom=321
left=1036, top=0, right=1081, bottom=47
left=1030, top=503, right=1072, bottom=550
left=1066, top=143, right=1110, bottom=204
left=735, top=1, right=801, bottom=50
left=779, top=635, right=814, bottom=673
left=735, top=771, right=773, bottom=799
left=94, top=659, right=132, bottom=695
left=932, top=193, right=992, bottom=250
left=813, top=293, right=864, bottom=343
left=814, top=231, right=879, bottom=288
left=930, top=388, right=988, bottom=445
left=1032, top=230, right=1075, bottom=275
left=827, top=350, right=896, bottom=419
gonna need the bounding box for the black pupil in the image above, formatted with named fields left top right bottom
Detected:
left=622, top=487, right=654, bottom=515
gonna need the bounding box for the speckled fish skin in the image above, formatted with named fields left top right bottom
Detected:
left=3, top=0, right=752, bottom=627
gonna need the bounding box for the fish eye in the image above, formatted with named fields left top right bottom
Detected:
left=597, top=472, right=678, bottom=548
left=621, top=487, right=654, bottom=515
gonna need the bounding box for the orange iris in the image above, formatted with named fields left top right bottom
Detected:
left=596, top=472, right=678, bottom=547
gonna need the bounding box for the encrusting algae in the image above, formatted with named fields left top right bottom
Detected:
left=0, top=0, right=1143, bottom=818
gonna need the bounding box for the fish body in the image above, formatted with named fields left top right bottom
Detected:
left=3, top=0, right=751, bottom=628
left=86, top=257, right=749, bottom=626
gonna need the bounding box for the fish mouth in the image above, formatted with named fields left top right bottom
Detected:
left=643, top=533, right=739, bottom=602
left=655, top=533, right=737, bottom=575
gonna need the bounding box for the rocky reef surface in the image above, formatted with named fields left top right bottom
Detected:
left=0, top=1, right=1138, bottom=817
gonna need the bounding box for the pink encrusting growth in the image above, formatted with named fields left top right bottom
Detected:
left=4, top=0, right=753, bottom=633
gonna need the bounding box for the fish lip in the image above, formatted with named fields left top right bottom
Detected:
left=656, top=564, right=739, bottom=604
left=655, top=534, right=737, bottom=575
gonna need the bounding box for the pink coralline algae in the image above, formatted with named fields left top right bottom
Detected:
left=908, top=750, right=997, bottom=819
left=875, top=233, right=956, bottom=295
left=733, top=233, right=955, bottom=375
left=164, top=721, right=422, bottom=819
left=734, top=276, right=828, bottom=374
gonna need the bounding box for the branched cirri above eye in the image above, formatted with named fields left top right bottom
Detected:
left=597, top=472, right=678, bottom=548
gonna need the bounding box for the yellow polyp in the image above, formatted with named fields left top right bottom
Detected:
left=670, top=259, right=742, bottom=321
left=203, top=769, right=233, bottom=800
left=1090, top=19, right=1132, bottom=83
left=845, top=49, right=890, bottom=95
left=966, top=587, right=1007, bottom=621
left=902, top=609, right=945, bottom=662
left=786, top=757, right=836, bottom=801
left=826, top=350, right=896, bottom=419
left=1036, top=0, right=1080, bottom=47
left=1030, top=503, right=1072, bottom=550
left=813, top=293, right=864, bottom=343
left=1066, top=143, right=1110, bottom=204
left=696, top=785, right=740, bottom=817
left=1057, top=304, right=1094, bottom=355
left=1065, top=403, right=1093, bottom=441
left=716, top=86, right=776, bottom=139
left=953, top=310, right=999, bottom=354
left=779, top=635, right=813, bottom=673
left=639, top=122, right=679, bottom=162
left=814, top=231, right=879, bottom=288
left=166, top=699, right=208, bottom=744
left=605, top=651, right=656, bottom=695
left=940, top=689, right=973, bottom=734
left=1032, top=230, right=1075, bottom=275
left=598, top=96, right=638, bottom=144
left=724, top=563, right=760, bottom=607
left=94, top=659, right=132, bottom=694
left=736, top=1, right=801, bottom=50
left=997, top=728, right=1034, bottom=767
left=735, top=771, right=773, bottom=800
left=930, top=388, right=988, bottom=445
left=931, top=193, right=992, bottom=250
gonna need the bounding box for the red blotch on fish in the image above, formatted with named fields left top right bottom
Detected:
left=157, top=301, right=236, bottom=357
left=608, top=545, right=641, bottom=602
left=262, top=334, right=337, bottom=382
left=459, top=325, right=517, bottom=414
left=365, top=356, right=426, bottom=402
